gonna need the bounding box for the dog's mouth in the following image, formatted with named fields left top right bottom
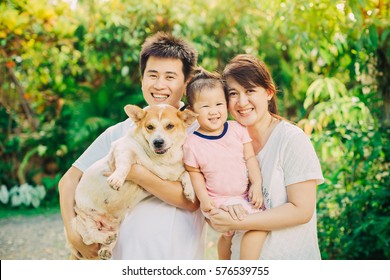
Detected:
left=152, top=138, right=170, bottom=154
left=154, top=147, right=169, bottom=154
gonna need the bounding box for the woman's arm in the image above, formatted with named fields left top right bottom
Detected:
left=127, top=164, right=199, bottom=212
left=209, top=180, right=317, bottom=232
left=58, top=166, right=100, bottom=259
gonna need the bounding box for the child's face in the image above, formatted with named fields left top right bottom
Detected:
left=191, top=85, right=228, bottom=135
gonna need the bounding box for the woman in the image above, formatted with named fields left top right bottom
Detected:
left=209, top=54, right=324, bottom=259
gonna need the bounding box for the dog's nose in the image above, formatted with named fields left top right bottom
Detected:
left=153, top=139, right=165, bottom=148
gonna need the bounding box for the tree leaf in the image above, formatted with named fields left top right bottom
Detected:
left=369, top=24, right=379, bottom=49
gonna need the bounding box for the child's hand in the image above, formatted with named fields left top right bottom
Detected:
left=200, top=198, right=216, bottom=213
left=248, top=184, right=263, bottom=210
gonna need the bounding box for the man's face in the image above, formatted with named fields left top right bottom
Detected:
left=142, top=56, right=187, bottom=109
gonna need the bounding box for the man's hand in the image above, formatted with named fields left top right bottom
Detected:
left=68, top=230, right=100, bottom=259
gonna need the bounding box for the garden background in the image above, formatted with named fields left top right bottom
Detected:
left=0, top=0, right=389, bottom=259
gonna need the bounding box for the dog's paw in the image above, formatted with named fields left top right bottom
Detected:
left=107, top=174, right=125, bottom=190
left=184, top=187, right=196, bottom=203
left=103, top=233, right=118, bottom=245
left=180, top=172, right=195, bottom=202
left=98, top=248, right=112, bottom=260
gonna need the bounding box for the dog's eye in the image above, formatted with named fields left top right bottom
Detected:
left=146, top=125, right=154, bottom=130
left=166, top=124, right=174, bottom=130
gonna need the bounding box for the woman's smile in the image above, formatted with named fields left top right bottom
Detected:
left=237, top=108, right=253, bottom=116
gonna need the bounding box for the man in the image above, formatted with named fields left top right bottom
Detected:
left=59, top=32, right=205, bottom=259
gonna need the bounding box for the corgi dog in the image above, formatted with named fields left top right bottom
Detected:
left=67, top=104, right=197, bottom=259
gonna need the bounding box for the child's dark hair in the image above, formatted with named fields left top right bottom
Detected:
left=140, top=32, right=198, bottom=81
left=186, top=68, right=228, bottom=109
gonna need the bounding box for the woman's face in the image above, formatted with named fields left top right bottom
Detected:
left=226, top=77, right=271, bottom=127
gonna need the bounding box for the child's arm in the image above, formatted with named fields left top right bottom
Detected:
left=244, top=142, right=263, bottom=209
left=185, top=164, right=215, bottom=213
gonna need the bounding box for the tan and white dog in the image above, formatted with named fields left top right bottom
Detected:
left=67, top=104, right=197, bottom=260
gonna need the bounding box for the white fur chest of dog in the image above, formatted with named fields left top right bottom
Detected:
left=67, top=104, right=197, bottom=260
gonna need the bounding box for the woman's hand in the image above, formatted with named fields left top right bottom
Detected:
left=222, top=204, right=249, bottom=220
left=209, top=204, right=248, bottom=233
left=208, top=207, right=234, bottom=233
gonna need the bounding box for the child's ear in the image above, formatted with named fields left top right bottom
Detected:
left=124, top=105, right=146, bottom=124
left=178, top=109, right=198, bottom=127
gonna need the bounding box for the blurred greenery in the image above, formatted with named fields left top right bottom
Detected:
left=0, top=0, right=389, bottom=259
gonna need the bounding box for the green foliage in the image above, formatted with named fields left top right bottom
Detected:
left=301, top=73, right=389, bottom=259
left=0, top=0, right=389, bottom=259
left=315, top=126, right=390, bottom=259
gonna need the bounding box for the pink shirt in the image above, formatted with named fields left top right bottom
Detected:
left=183, top=121, right=252, bottom=204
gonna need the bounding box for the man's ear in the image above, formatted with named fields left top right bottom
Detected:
left=184, top=75, right=192, bottom=87
left=178, top=108, right=198, bottom=127
left=124, top=105, right=146, bottom=124
left=182, top=75, right=193, bottom=96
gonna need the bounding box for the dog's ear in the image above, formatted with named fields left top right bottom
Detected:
left=177, top=109, right=198, bottom=127
left=124, top=105, right=146, bottom=124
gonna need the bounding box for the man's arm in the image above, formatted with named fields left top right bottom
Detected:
left=127, top=164, right=199, bottom=211
left=58, top=166, right=100, bottom=259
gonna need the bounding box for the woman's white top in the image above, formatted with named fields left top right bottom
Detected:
left=73, top=117, right=206, bottom=259
left=231, top=120, right=324, bottom=260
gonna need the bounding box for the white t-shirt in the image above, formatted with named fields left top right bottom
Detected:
left=231, top=120, right=324, bottom=260
left=73, top=116, right=206, bottom=260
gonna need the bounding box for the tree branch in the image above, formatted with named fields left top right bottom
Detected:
left=0, top=49, right=38, bottom=130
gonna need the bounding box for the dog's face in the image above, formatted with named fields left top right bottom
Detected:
left=124, top=104, right=197, bottom=155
